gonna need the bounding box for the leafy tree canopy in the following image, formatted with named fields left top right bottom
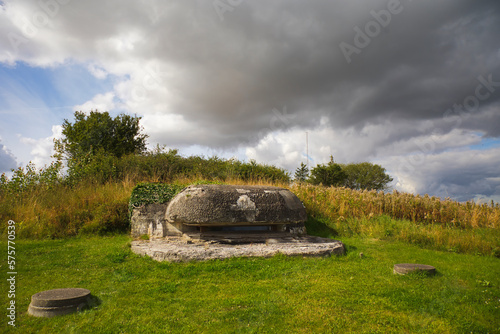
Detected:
left=341, top=162, right=393, bottom=191
left=308, top=157, right=393, bottom=191
left=55, top=111, right=148, bottom=161
left=309, top=156, right=346, bottom=187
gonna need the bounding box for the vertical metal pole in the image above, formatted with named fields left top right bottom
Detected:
left=306, top=131, right=309, bottom=170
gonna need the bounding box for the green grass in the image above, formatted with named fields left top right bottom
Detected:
left=2, top=235, right=499, bottom=333
left=306, top=215, right=500, bottom=257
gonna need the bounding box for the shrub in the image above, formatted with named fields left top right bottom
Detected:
left=128, top=183, right=186, bottom=217
left=0, top=161, right=63, bottom=196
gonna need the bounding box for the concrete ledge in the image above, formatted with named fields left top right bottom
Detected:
left=131, top=236, right=345, bottom=262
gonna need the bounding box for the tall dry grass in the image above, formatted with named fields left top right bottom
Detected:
left=1, top=178, right=136, bottom=238
left=0, top=176, right=271, bottom=239
left=1, top=177, right=499, bottom=255
left=290, top=184, right=500, bottom=229
left=287, top=184, right=500, bottom=256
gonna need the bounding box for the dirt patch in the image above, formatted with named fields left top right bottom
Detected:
left=131, top=236, right=345, bottom=262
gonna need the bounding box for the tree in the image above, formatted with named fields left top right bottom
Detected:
left=341, top=162, right=393, bottom=191
left=294, top=162, right=309, bottom=182
left=309, top=156, right=347, bottom=187
left=55, top=111, right=148, bottom=161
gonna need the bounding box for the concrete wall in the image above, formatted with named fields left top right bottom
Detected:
left=131, top=184, right=308, bottom=239
left=130, top=203, right=183, bottom=238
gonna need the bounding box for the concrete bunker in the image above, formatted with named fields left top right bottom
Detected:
left=130, top=184, right=345, bottom=261
left=165, top=184, right=307, bottom=243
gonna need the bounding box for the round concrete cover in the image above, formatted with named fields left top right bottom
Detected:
left=166, top=184, right=307, bottom=225
left=28, top=288, right=91, bottom=317
left=393, top=263, right=436, bottom=275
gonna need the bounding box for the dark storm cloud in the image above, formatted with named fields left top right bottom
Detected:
left=5, top=0, right=498, bottom=142
left=132, top=0, right=500, bottom=141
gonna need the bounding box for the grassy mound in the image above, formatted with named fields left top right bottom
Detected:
left=1, top=175, right=499, bottom=256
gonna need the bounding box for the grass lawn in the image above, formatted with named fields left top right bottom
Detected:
left=2, top=235, right=499, bottom=333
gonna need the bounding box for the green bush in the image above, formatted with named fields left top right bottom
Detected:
left=0, top=161, right=63, bottom=196
left=66, top=151, right=120, bottom=185
left=63, top=149, right=290, bottom=186
left=128, top=183, right=186, bottom=217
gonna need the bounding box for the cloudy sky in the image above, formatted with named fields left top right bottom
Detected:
left=1, top=0, right=499, bottom=203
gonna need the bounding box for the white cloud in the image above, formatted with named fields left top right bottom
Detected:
left=88, top=63, right=108, bottom=79
left=73, top=92, right=115, bottom=113
left=244, top=120, right=500, bottom=202
left=19, top=125, right=62, bottom=168
left=0, top=138, right=17, bottom=173
left=380, top=147, right=500, bottom=202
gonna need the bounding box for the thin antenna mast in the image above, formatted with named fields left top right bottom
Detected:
left=306, top=131, right=309, bottom=170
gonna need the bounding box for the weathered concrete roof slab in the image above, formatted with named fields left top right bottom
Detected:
left=166, top=184, right=307, bottom=225
left=132, top=236, right=345, bottom=262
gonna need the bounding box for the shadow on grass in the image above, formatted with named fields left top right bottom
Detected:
left=84, top=294, right=102, bottom=311
left=396, top=269, right=443, bottom=279
left=305, top=216, right=357, bottom=255
left=305, top=216, right=338, bottom=239
left=343, top=243, right=358, bottom=254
